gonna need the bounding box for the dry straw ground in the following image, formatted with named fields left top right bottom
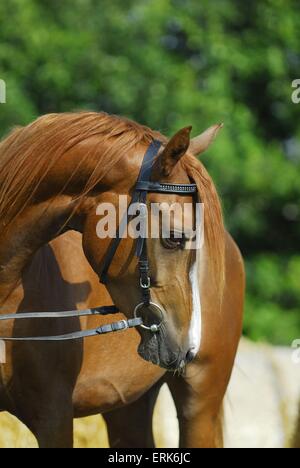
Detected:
left=1, top=340, right=300, bottom=448
left=0, top=385, right=177, bottom=448
left=0, top=412, right=110, bottom=448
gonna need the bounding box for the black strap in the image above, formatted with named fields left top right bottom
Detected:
left=100, top=139, right=162, bottom=284
left=0, top=317, right=143, bottom=341
left=137, top=139, right=162, bottom=182
left=138, top=241, right=151, bottom=306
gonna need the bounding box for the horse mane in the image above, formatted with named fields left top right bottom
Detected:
left=181, top=154, right=225, bottom=291
left=0, top=112, right=164, bottom=226
left=0, top=111, right=224, bottom=288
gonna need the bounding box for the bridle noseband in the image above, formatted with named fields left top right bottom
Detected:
left=0, top=140, right=198, bottom=341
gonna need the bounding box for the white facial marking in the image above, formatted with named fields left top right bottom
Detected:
left=188, top=259, right=201, bottom=356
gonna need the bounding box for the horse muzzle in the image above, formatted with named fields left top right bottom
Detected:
left=138, top=331, right=190, bottom=371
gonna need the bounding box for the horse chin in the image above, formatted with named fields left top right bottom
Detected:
left=138, top=333, right=182, bottom=371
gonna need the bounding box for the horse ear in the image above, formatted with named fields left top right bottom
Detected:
left=189, top=123, right=223, bottom=155
left=159, top=126, right=192, bottom=177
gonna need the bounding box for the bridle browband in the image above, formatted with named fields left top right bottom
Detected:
left=0, top=140, right=198, bottom=342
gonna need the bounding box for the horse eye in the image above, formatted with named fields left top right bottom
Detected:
left=161, top=232, right=186, bottom=250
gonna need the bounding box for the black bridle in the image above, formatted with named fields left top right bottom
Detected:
left=0, top=140, right=197, bottom=341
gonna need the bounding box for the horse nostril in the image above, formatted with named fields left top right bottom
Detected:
left=186, top=349, right=195, bottom=364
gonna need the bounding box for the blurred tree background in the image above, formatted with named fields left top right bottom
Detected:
left=0, top=0, right=299, bottom=344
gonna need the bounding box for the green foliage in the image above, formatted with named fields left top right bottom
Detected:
left=0, top=0, right=299, bottom=344
left=244, top=255, right=300, bottom=343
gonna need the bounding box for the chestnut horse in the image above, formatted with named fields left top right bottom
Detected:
left=0, top=112, right=221, bottom=371
left=0, top=113, right=241, bottom=447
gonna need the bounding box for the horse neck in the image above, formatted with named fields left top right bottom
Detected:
left=0, top=142, right=143, bottom=299
left=0, top=196, right=78, bottom=298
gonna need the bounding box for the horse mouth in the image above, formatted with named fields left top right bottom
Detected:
left=138, top=335, right=183, bottom=371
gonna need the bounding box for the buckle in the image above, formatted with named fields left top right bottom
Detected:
left=119, top=320, right=129, bottom=330
left=112, top=320, right=129, bottom=332
left=140, top=277, right=151, bottom=289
